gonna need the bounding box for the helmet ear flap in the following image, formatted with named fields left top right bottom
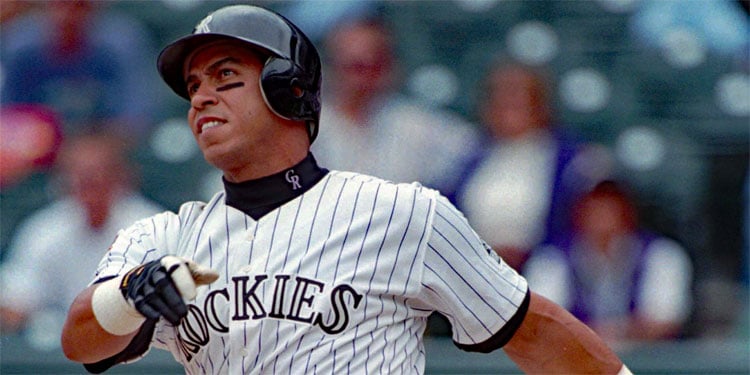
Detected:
left=260, top=57, right=313, bottom=120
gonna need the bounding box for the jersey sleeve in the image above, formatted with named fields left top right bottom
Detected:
left=91, top=210, right=182, bottom=284
left=416, top=193, right=529, bottom=352
left=83, top=204, right=199, bottom=371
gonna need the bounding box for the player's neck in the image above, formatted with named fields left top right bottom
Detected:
left=222, top=130, right=310, bottom=183
left=223, top=153, right=328, bottom=220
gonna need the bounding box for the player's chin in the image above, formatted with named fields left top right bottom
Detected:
left=201, top=147, right=244, bottom=172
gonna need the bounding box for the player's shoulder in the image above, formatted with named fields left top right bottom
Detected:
left=129, top=191, right=218, bottom=227
left=173, top=192, right=224, bottom=219
left=327, top=170, right=441, bottom=198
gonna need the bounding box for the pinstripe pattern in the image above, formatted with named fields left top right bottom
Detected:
left=95, top=170, right=528, bottom=374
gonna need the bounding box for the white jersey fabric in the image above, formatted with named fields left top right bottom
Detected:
left=94, top=171, right=528, bottom=374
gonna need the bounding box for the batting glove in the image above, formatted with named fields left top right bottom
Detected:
left=91, top=256, right=218, bottom=335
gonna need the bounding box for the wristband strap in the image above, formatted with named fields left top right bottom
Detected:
left=618, top=364, right=633, bottom=375
left=91, top=276, right=146, bottom=336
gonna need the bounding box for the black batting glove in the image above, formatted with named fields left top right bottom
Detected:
left=119, top=257, right=188, bottom=325
left=91, top=256, right=218, bottom=335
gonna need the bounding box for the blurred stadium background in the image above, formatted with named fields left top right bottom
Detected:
left=1, top=0, right=748, bottom=373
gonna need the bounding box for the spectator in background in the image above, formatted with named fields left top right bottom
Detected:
left=0, top=132, right=163, bottom=345
left=311, top=13, right=479, bottom=196
left=0, top=0, right=158, bottom=141
left=523, top=180, right=693, bottom=343
left=454, top=61, right=604, bottom=270
left=0, top=105, right=65, bottom=258
left=0, top=104, right=63, bottom=188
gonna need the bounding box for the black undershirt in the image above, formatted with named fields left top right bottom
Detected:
left=224, top=152, right=329, bottom=220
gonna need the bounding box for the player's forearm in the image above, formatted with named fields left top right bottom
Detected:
left=503, top=291, right=623, bottom=374
left=61, top=285, right=136, bottom=363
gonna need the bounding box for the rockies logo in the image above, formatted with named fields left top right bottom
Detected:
left=285, top=169, right=302, bottom=190
left=175, top=274, right=363, bottom=362
left=194, top=15, right=212, bottom=34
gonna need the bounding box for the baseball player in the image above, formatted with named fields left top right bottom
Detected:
left=61, top=5, right=630, bottom=374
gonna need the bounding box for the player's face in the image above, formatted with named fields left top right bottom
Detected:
left=185, top=42, right=278, bottom=178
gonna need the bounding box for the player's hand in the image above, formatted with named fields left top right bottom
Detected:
left=91, top=256, right=218, bottom=335
left=119, top=256, right=206, bottom=325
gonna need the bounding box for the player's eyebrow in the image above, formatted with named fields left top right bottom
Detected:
left=185, top=56, right=241, bottom=83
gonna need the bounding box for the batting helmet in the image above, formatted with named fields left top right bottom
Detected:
left=157, top=5, right=321, bottom=142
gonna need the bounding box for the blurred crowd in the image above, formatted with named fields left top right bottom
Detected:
left=1, top=0, right=748, bottom=351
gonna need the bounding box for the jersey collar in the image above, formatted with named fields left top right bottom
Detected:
left=223, top=153, right=328, bottom=220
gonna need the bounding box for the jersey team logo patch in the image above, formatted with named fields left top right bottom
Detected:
left=175, top=273, right=363, bottom=362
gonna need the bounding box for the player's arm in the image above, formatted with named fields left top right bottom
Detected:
left=425, top=193, right=627, bottom=373
left=61, top=256, right=218, bottom=364
left=61, top=284, right=137, bottom=363
left=503, top=291, right=627, bottom=374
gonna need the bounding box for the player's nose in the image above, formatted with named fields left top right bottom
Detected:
left=190, top=85, right=219, bottom=110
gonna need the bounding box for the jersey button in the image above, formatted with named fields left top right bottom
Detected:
left=241, top=265, right=253, bottom=273
left=246, top=232, right=255, bottom=241
left=240, top=347, right=250, bottom=357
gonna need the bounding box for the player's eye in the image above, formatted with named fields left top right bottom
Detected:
left=219, top=68, right=235, bottom=78
left=187, top=82, right=200, bottom=96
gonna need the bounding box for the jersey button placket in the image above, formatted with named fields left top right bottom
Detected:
left=242, top=227, right=255, bottom=273
left=229, top=307, right=252, bottom=371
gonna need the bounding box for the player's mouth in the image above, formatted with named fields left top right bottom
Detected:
left=197, top=117, right=226, bottom=134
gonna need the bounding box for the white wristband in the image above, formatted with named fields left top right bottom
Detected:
left=618, top=364, right=633, bottom=375
left=91, top=276, right=146, bottom=336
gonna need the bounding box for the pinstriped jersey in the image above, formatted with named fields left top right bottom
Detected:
left=95, top=170, right=529, bottom=374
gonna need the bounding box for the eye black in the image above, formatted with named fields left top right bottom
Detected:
left=216, top=82, right=245, bottom=92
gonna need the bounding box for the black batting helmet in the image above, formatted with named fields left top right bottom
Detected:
left=157, top=5, right=321, bottom=142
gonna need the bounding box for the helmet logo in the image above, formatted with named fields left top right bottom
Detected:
left=194, top=15, right=213, bottom=34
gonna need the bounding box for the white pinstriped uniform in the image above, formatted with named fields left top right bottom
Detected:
left=94, top=170, right=528, bottom=374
